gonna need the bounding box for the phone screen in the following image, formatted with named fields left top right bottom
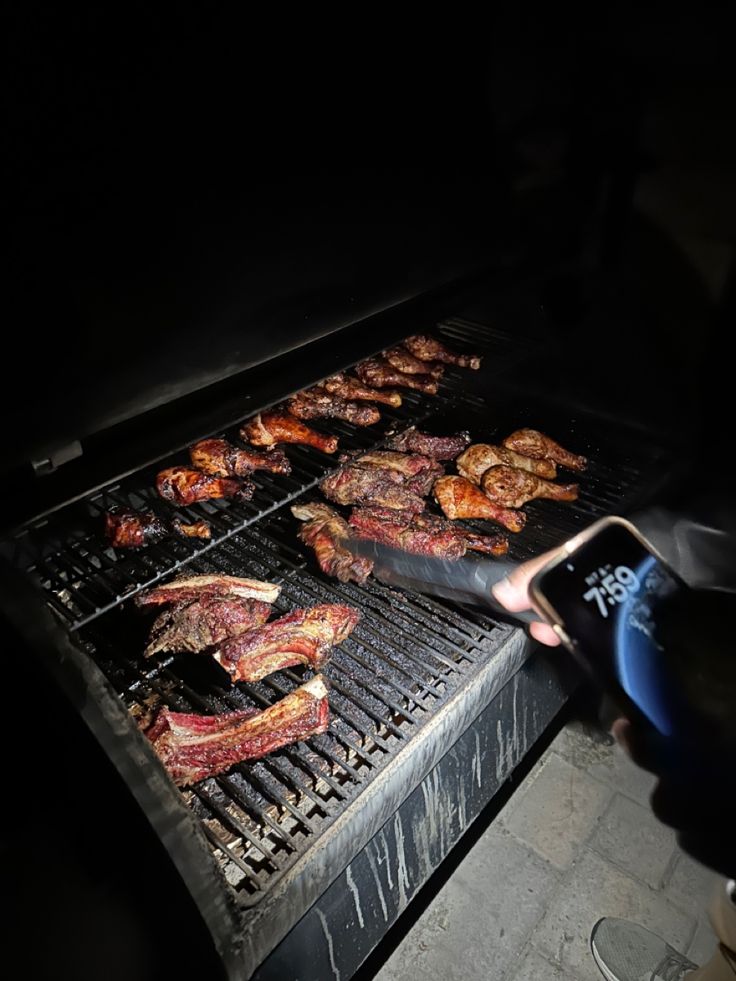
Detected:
left=532, top=521, right=688, bottom=737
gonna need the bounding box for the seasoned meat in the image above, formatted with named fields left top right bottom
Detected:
left=349, top=506, right=508, bottom=558
left=145, top=596, right=272, bottom=657
left=347, top=449, right=443, bottom=497
left=104, top=508, right=169, bottom=548
left=136, top=574, right=281, bottom=608
left=146, top=675, right=330, bottom=786
left=502, top=429, right=587, bottom=471
left=213, top=605, right=360, bottom=683
left=403, top=334, right=481, bottom=369
left=481, top=465, right=579, bottom=508
left=320, top=466, right=426, bottom=512
left=287, top=387, right=381, bottom=426
left=383, top=346, right=444, bottom=378
left=190, top=438, right=291, bottom=476
left=291, top=502, right=373, bottom=584
left=433, top=476, right=527, bottom=532
left=156, top=467, right=254, bottom=505
left=170, top=518, right=212, bottom=540
left=240, top=411, right=338, bottom=454
left=323, top=372, right=402, bottom=407
left=386, top=426, right=471, bottom=460
left=355, top=358, right=438, bottom=395
left=456, top=444, right=557, bottom=483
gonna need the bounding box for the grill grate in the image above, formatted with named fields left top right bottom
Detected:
left=1, top=320, right=677, bottom=918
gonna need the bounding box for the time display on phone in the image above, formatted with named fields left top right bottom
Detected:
left=583, top=565, right=640, bottom=617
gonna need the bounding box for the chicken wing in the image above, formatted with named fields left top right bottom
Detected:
left=190, top=437, right=291, bottom=476
left=386, top=426, right=471, bottom=460
left=433, top=476, right=527, bottom=532
left=323, top=372, right=402, bottom=407
left=240, top=411, right=338, bottom=453
left=502, top=429, right=587, bottom=471
left=481, top=465, right=578, bottom=508
left=291, top=502, right=374, bottom=584
left=105, top=508, right=212, bottom=548
left=156, top=467, right=254, bottom=505
left=403, top=334, right=481, bottom=369
left=287, top=387, right=381, bottom=426
left=355, top=358, right=438, bottom=394
left=456, top=444, right=557, bottom=484
left=382, top=346, right=444, bottom=378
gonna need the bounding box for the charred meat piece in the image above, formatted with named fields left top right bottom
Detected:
left=481, top=465, right=579, bottom=508
left=348, top=449, right=444, bottom=497
left=411, top=511, right=508, bottom=556
left=156, top=467, right=254, bottom=505
left=403, top=334, right=481, bottom=369
left=105, top=508, right=168, bottom=548
left=383, top=346, right=444, bottom=378
left=146, top=674, right=330, bottom=786
left=190, top=438, right=291, bottom=477
left=320, top=466, right=426, bottom=512
left=287, top=388, right=381, bottom=426
left=323, top=372, right=402, bottom=407
left=240, top=411, right=338, bottom=454
left=457, top=444, right=557, bottom=483
left=349, top=506, right=508, bottom=558
left=355, top=358, right=438, bottom=395
left=214, top=605, right=360, bottom=683
left=136, top=574, right=281, bottom=608
left=171, top=517, right=213, bottom=540
left=433, top=476, right=527, bottom=532
left=502, top=429, right=587, bottom=471
left=291, top=502, right=373, bottom=584
left=145, top=596, right=272, bottom=657
left=387, top=426, right=471, bottom=460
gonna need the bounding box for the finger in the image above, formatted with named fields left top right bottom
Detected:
left=530, top=621, right=561, bottom=646
left=492, top=547, right=564, bottom=612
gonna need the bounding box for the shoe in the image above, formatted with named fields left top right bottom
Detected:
left=591, top=917, right=697, bottom=981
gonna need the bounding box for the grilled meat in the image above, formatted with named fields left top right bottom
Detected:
left=481, top=465, right=579, bottom=508
left=104, top=508, right=168, bottom=548
left=170, top=518, right=213, bottom=539
left=433, top=476, right=527, bottom=532
left=320, top=465, right=426, bottom=512
left=502, top=429, right=587, bottom=471
left=387, top=426, right=471, bottom=460
left=291, top=502, right=373, bottom=584
left=403, top=334, right=481, bottom=369
left=145, top=596, right=272, bottom=657
left=214, top=605, right=360, bottom=683
left=383, top=346, right=444, bottom=378
left=190, top=438, right=291, bottom=477
left=348, top=449, right=443, bottom=496
left=349, top=506, right=508, bottom=558
left=287, top=387, right=381, bottom=426
left=355, top=358, right=438, bottom=395
left=240, top=411, right=338, bottom=454
left=323, top=372, right=402, bottom=407
left=156, top=467, right=254, bottom=505
left=457, top=443, right=557, bottom=483
left=146, top=674, right=330, bottom=786
left=136, top=574, right=281, bottom=608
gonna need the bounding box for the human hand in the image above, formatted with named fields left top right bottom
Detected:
left=491, top=547, right=563, bottom=647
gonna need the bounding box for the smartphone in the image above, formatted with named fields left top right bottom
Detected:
left=529, top=516, right=693, bottom=739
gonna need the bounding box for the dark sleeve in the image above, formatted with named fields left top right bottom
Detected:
left=632, top=497, right=736, bottom=592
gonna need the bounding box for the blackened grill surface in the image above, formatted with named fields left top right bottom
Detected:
left=0, top=319, right=676, bottom=928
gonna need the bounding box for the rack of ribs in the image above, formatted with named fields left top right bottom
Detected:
left=386, top=427, right=471, bottom=460
left=291, top=502, right=374, bottom=584
left=145, top=595, right=273, bottom=657
left=403, top=334, right=481, bottom=369
left=240, top=411, right=338, bottom=454
left=355, top=358, right=438, bottom=395
left=190, top=437, right=291, bottom=476
left=213, top=605, right=360, bottom=683
left=382, top=346, right=444, bottom=378
left=287, top=387, right=381, bottom=426
left=456, top=443, right=557, bottom=483
left=136, top=574, right=281, bottom=608
left=145, top=675, right=330, bottom=786
left=156, top=467, right=254, bottom=505
left=349, top=506, right=508, bottom=558
left=323, top=372, right=402, bottom=407
left=433, top=475, right=527, bottom=532
left=502, top=429, right=587, bottom=471
left=481, top=465, right=579, bottom=508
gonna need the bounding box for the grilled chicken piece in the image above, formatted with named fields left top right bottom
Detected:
left=137, top=574, right=281, bottom=608
left=287, top=387, right=381, bottom=426
left=383, top=346, right=444, bottom=378
left=291, top=502, right=373, bottom=584
left=214, top=605, right=360, bottom=683
left=457, top=444, right=557, bottom=484
left=145, top=596, right=272, bottom=657
left=481, top=465, right=579, bottom=508
left=156, top=467, right=254, bottom=505
left=323, top=372, right=403, bottom=407
left=240, top=411, right=338, bottom=454
left=502, top=429, right=587, bottom=471
left=403, top=334, right=481, bottom=369
left=146, top=674, right=330, bottom=786
left=433, top=476, right=527, bottom=532
left=387, top=426, right=471, bottom=460
left=190, top=438, right=291, bottom=477
left=105, top=508, right=212, bottom=548
left=171, top=518, right=213, bottom=540
left=347, top=449, right=444, bottom=497
left=320, top=466, right=426, bottom=512
left=355, top=358, right=438, bottom=395
left=349, top=506, right=508, bottom=558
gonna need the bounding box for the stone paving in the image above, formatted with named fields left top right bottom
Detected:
left=372, top=721, right=718, bottom=980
